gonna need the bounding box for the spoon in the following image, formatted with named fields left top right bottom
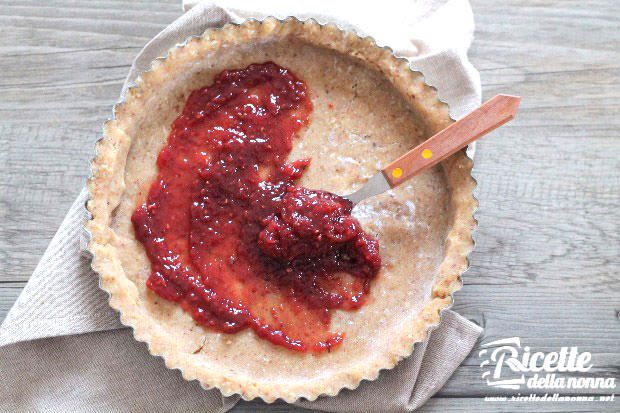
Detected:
left=344, top=94, right=521, bottom=206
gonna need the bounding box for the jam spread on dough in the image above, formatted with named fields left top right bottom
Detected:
left=132, top=62, right=381, bottom=353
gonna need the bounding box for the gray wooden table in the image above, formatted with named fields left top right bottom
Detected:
left=1, top=1, right=618, bottom=411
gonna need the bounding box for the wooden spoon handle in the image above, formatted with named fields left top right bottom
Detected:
left=382, top=94, right=521, bottom=187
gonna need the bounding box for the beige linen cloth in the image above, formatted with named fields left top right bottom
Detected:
left=0, top=1, right=483, bottom=411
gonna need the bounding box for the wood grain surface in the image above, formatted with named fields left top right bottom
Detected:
left=0, top=0, right=618, bottom=411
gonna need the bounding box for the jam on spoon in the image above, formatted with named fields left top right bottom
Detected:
left=132, top=62, right=381, bottom=353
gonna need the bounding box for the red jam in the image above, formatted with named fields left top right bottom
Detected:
left=132, top=62, right=381, bottom=353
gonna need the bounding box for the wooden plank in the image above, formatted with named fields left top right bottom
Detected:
left=0, top=0, right=618, bottom=412
left=232, top=397, right=619, bottom=412
left=0, top=283, right=23, bottom=317
left=418, top=397, right=618, bottom=412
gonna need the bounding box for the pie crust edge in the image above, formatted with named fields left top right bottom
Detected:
left=86, top=18, right=477, bottom=403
